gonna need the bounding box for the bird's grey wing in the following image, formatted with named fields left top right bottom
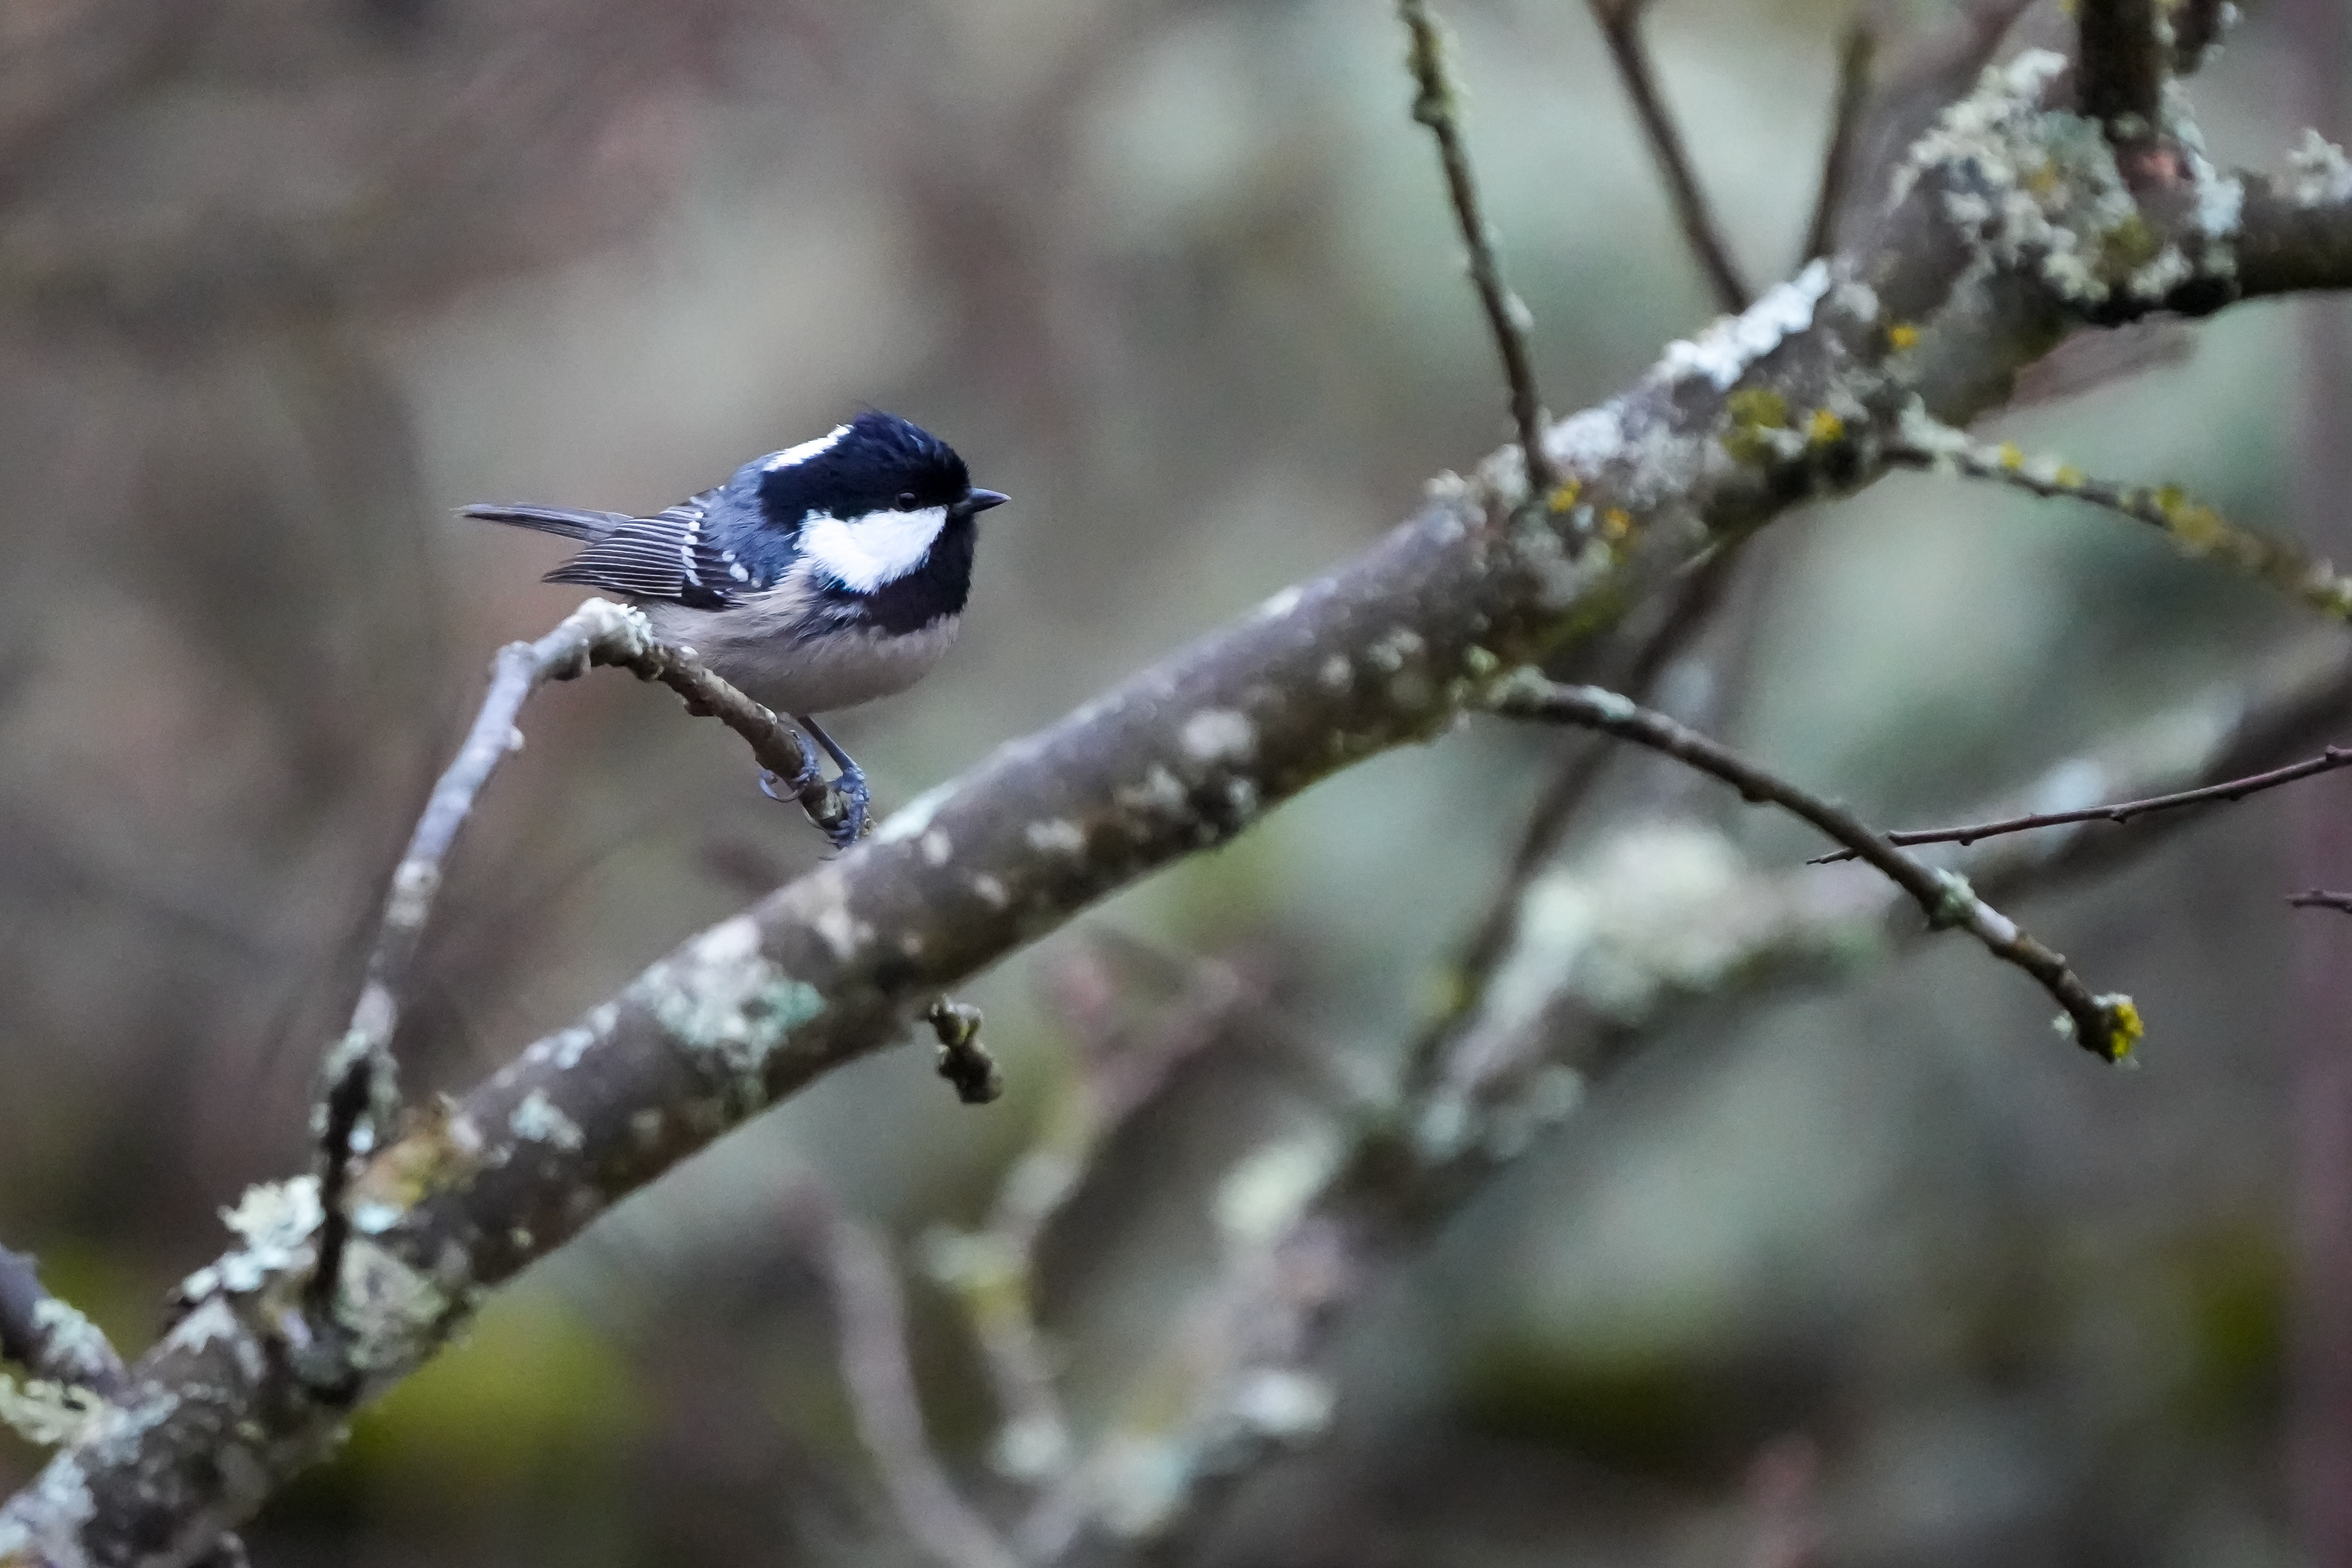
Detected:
left=542, top=504, right=743, bottom=609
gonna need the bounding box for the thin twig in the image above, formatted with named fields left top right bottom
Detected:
left=2292, top=890, right=2352, bottom=913
left=1888, top=423, right=2352, bottom=623
left=2076, top=0, right=2167, bottom=179
left=1487, top=676, right=2140, bottom=1060
left=1801, top=18, right=1875, bottom=264
left=1590, top=0, right=1751, bottom=313
left=1399, top=0, right=1557, bottom=495
left=310, top=599, right=840, bottom=1321
left=1811, top=746, right=2352, bottom=862
left=786, top=1182, right=1022, bottom=1568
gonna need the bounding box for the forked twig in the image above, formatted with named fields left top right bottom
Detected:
left=1487, top=675, right=2140, bottom=1060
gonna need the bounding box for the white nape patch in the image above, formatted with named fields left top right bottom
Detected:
left=762, top=424, right=849, bottom=472
left=801, top=505, right=950, bottom=591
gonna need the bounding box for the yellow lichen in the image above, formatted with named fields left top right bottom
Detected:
left=2054, top=464, right=2086, bottom=488
left=1807, top=409, right=1845, bottom=444
left=1888, top=322, right=1920, bottom=350
left=1547, top=479, right=1582, bottom=512
left=2103, top=997, right=2145, bottom=1063
left=1601, top=508, right=1633, bottom=543
left=1997, top=442, right=2025, bottom=471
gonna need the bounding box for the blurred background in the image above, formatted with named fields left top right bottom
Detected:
left=0, top=0, right=2347, bottom=1563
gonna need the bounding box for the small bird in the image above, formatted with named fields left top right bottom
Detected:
left=464, top=411, right=1007, bottom=847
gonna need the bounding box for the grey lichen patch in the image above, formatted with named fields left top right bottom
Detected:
left=0, top=1376, right=109, bottom=1449
left=1114, top=763, right=1189, bottom=818
left=508, top=1090, right=584, bottom=1152
left=920, top=829, right=954, bottom=865
left=1024, top=819, right=1087, bottom=854
left=2286, top=127, right=2352, bottom=207
left=1655, top=259, right=1834, bottom=391
left=1180, top=708, right=1257, bottom=765
left=181, top=1178, right=325, bottom=1299
left=1894, top=50, right=2241, bottom=310
left=971, top=873, right=1011, bottom=909
left=334, top=1236, right=463, bottom=1378
left=634, top=917, right=828, bottom=1112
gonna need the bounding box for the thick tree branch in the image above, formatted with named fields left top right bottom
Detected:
left=13, top=55, right=2352, bottom=1563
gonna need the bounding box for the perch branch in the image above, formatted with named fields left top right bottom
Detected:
left=308, top=600, right=846, bottom=1326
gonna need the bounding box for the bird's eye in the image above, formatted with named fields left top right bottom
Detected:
left=896, top=491, right=918, bottom=510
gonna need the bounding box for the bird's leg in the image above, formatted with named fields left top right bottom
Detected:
left=794, top=714, right=870, bottom=849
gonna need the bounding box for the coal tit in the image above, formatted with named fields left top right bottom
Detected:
left=464, top=411, right=1007, bottom=846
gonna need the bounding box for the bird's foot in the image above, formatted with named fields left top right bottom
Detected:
left=757, top=754, right=867, bottom=852
left=822, top=763, right=869, bottom=852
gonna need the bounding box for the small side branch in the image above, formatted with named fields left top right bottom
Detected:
left=1399, top=0, right=1557, bottom=495
left=1801, top=19, right=1875, bottom=264
left=2292, top=890, right=2352, bottom=914
left=1889, top=424, right=2352, bottom=622
left=1813, top=746, right=2352, bottom=862
left=1590, top=0, right=1751, bottom=312
left=1487, top=676, right=2140, bottom=1060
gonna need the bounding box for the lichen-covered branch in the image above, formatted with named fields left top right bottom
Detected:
left=1485, top=675, right=2140, bottom=1060
left=12, top=54, right=2352, bottom=1568
left=1888, top=415, right=2352, bottom=619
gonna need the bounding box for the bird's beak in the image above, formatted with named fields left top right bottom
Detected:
left=965, top=488, right=1010, bottom=514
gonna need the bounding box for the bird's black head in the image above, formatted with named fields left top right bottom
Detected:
left=756, top=411, right=1006, bottom=528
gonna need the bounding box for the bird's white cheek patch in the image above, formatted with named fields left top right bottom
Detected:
left=801, top=506, right=948, bottom=591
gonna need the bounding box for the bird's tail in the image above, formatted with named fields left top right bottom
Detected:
left=459, top=502, right=630, bottom=542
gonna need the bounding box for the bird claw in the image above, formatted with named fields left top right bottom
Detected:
left=758, top=754, right=868, bottom=852
left=823, top=765, right=869, bottom=851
